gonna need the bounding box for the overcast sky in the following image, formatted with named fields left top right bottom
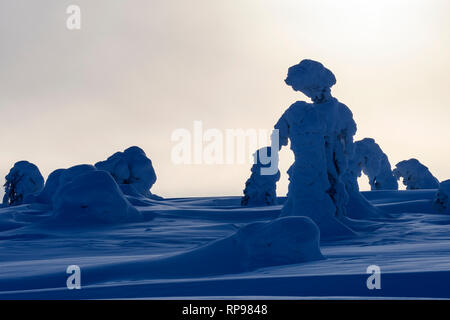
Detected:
left=1, top=0, right=449, bottom=197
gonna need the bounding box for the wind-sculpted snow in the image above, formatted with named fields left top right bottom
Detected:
left=241, top=147, right=280, bottom=206
left=353, top=138, right=398, bottom=191
left=2, top=161, right=44, bottom=206
left=0, top=216, right=323, bottom=293
left=393, top=159, right=440, bottom=190
left=95, top=146, right=161, bottom=199
left=433, top=180, right=450, bottom=213
left=123, top=216, right=324, bottom=277
left=53, top=170, right=142, bottom=224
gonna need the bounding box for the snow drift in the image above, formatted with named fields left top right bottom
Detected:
left=234, top=216, right=324, bottom=269
left=241, top=147, right=280, bottom=206
left=126, top=216, right=324, bottom=277
left=0, top=216, right=323, bottom=292
left=393, top=159, right=440, bottom=190
left=2, top=161, right=44, bottom=206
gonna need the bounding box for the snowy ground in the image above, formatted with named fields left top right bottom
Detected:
left=1, top=190, right=450, bottom=299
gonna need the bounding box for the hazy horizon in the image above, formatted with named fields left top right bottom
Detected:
left=1, top=0, right=449, bottom=198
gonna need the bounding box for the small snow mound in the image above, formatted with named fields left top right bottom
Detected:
left=2, top=161, right=44, bottom=206
left=53, top=170, right=142, bottom=224
left=95, top=146, right=160, bottom=199
left=433, top=180, right=450, bottom=213
left=393, top=159, right=439, bottom=190
left=241, top=147, right=280, bottom=206
left=236, top=217, right=324, bottom=268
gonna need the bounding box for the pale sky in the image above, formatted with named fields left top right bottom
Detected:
left=1, top=0, right=449, bottom=198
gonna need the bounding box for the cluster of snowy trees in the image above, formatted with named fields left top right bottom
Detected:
left=239, top=59, right=448, bottom=237
left=2, top=147, right=159, bottom=223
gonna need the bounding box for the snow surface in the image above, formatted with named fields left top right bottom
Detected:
left=393, top=158, right=440, bottom=190
left=1, top=190, right=450, bottom=299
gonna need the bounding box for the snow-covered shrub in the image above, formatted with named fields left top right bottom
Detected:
left=241, top=147, right=280, bottom=206
left=393, top=159, right=439, bottom=190
left=53, top=170, right=142, bottom=224
left=2, top=161, right=44, bottom=206
left=433, top=180, right=450, bottom=213
left=275, top=59, right=359, bottom=236
left=353, top=138, right=398, bottom=190
left=95, top=146, right=160, bottom=199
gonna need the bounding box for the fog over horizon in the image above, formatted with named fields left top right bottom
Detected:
left=1, top=0, right=449, bottom=198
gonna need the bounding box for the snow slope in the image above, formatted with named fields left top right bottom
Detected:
left=0, top=190, right=450, bottom=299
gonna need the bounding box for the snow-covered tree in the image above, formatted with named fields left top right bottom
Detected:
left=353, top=138, right=398, bottom=191
left=95, top=146, right=161, bottom=199
left=241, top=147, right=280, bottom=206
left=393, top=159, right=439, bottom=190
left=433, top=180, right=450, bottom=213
left=274, top=59, right=357, bottom=237
left=2, top=161, right=44, bottom=206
